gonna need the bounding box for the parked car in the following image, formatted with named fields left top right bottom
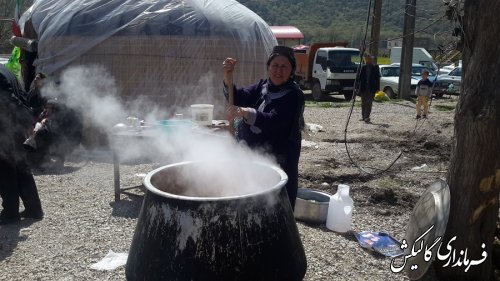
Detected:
left=433, top=66, right=462, bottom=97
left=437, top=65, right=455, bottom=75
left=379, top=64, right=436, bottom=98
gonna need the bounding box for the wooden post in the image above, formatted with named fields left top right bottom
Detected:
left=370, top=0, right=382, bottom=64
left=227, top=74, right=236, bottom=135
left=398, top=0, right=416, bottom=100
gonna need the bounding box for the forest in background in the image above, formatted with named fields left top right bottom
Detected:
left=0, top=0, right=456, bottom=53
left=239, top=0, right=456, bottom=50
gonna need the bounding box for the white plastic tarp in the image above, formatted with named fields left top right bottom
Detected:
left=19, top=0, right=277, bottom=105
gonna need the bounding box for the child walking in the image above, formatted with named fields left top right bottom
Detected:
left=415, top=69, right=433, bottom=119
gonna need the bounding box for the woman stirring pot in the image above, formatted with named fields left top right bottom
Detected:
left=222, top=46, right=305, bottom=209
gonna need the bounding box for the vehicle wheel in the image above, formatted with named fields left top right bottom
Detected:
left=312, top=81, right=325, bottom=101
left=435, top=92, right=444, bottom=98
left=384, top=87, right=396, bottom=99
left=342, top=91, right=353, bottom=101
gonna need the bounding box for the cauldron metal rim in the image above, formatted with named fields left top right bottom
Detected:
left=143, top=160, right=288, bottom=201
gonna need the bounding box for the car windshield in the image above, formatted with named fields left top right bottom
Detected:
left=328, top=50, right=360, bottom=67
left=448, top=68, right=461, bottom=76
left=381, top=67, right=399, bottom=77
left=381, top=66, right=436, bottom=77
left=411, top=66, right=436, bottom=76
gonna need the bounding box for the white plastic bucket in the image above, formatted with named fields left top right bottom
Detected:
left=190, top=104, right=214, bottom=126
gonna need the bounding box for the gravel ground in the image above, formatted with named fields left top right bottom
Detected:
left=0, top=95, right=476, bottom=281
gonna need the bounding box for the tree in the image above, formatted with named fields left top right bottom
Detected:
left=0, top=0, right=34, bottom=53
left=434, top=0, right=500, bottom=280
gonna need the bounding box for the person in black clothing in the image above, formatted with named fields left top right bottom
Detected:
left=356, top=53, right=381, bottom=123
left=25, top=73, right=47, bottom=119
left=22, top=73, right=83, bottom=169
left=24, top=97, right=83, bottom=168
left=0, top=65, right=43, bottom=225
left=222, top=46, right=305, bottom=209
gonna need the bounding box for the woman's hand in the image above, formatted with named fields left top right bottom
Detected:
left=225, top=105, right=239, bottom=121
left=223, top=58, right=238, bottom=85
left=226, top=105, right=250, bottom=121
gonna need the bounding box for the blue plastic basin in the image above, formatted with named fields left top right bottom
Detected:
left=155, top=119, right=194, bottom=134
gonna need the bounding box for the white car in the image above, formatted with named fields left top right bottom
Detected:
left=379, top=64, right=436, bottom=98
left=437, top=65, right=455, bottom=75
left=0, top=57, right=8, bottom=65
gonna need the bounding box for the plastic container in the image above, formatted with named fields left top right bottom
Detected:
left=127, top=116, right=140, bottom=128
left=190, top=104, right=214, bottom=126
left=326, top=184, right=354, bottom=233
left=155, top=119, right=194, bottom=134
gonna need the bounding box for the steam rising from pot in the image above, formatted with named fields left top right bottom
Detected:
left=41, top=65, right=281, bottom=198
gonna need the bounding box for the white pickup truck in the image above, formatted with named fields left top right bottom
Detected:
left=294, top=43, right=360, bottom=101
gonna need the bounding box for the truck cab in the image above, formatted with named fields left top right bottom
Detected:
left=294, top=43, right=360, bottom=101
left=313, top=47, right=360, bottom=100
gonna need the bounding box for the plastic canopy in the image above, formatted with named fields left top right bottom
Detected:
left=19, top=0, right=277, bottom=107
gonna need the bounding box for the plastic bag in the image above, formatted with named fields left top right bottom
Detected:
left=6, top=47, right=21, bottom=79
left=90, top=250, right=128, bottom=271
left=447, top=83, right=455, bottom=93
left=374, top=90, right=390, bottom=102
left=354, top=231, right=404, bottom=258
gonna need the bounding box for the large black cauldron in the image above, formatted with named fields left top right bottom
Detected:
left=126, top=161, right=307, bottom=281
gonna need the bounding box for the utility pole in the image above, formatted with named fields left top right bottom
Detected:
left=370, top=0, right=382, bottom=64
left=398, top=0, right=416, bottom=99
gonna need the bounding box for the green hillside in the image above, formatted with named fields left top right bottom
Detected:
left=239, top=0, right=454, bottom=49
left=0, top=0, right=454, bottom=53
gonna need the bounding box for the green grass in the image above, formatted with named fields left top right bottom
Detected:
left=377, top=57, right=391, bottom=65
left=377, top=179, right=394, bottom=189
left=433, top=104, right=456, bottom=111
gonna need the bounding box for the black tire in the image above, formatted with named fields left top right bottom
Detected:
left=435, top=92, right=444, bottom=98
left=342, top=91, right=353, bottom=101
left=384, top=87, right=396, bottom=99
left=312, top=81, right=325, bottom=101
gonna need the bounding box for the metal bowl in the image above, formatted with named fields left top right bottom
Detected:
left=294, top=188, right=331, bottom=224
